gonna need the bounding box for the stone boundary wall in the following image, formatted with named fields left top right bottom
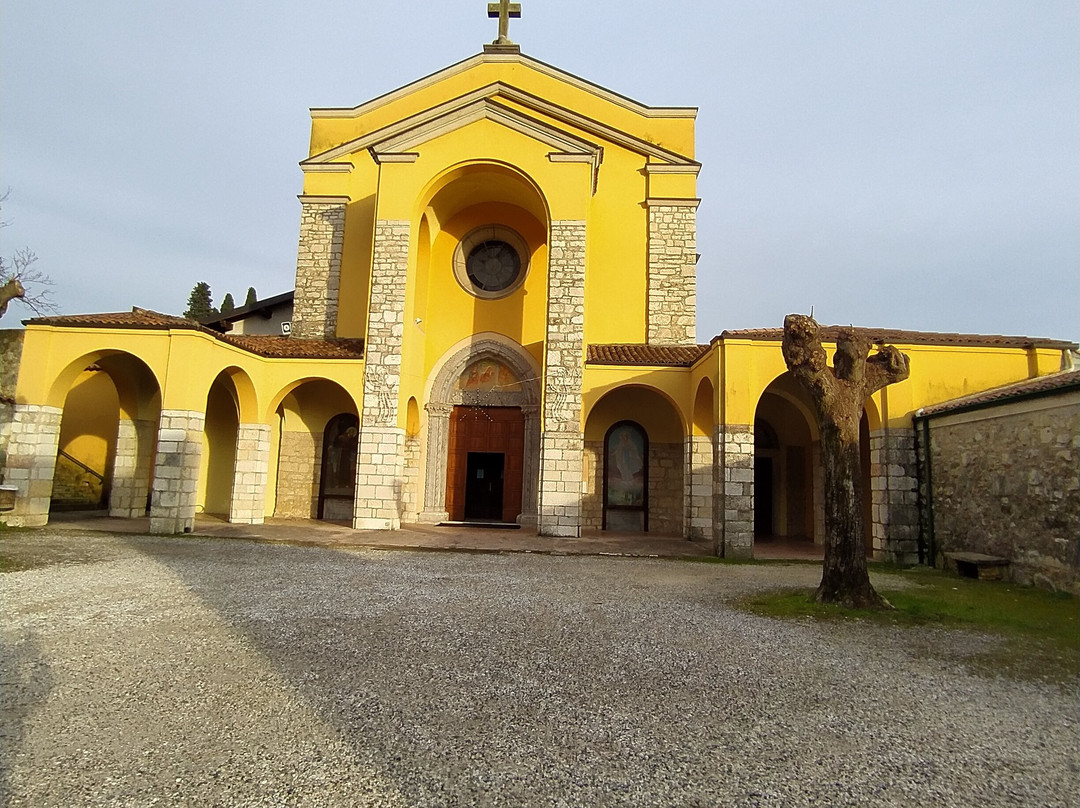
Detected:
left=0, top=330, right=26, bottom=476
left=538, top=220, right=586, bottom=537
left=647, top=204, right=696, bottom=345
left=921, top=393, right=1079, bottom=594
left=292, top=199, right=346, bottom=339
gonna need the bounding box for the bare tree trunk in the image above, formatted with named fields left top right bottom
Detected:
left=782, top=314, right=909, bottom=609
left=0, top=277, right=25, bottom=319
left=817, top=421, right=885, bottom=607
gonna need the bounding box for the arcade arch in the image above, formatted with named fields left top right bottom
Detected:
left=753, top=373, right=873, bottom=551
left=583, top=385, right=686, bottom=537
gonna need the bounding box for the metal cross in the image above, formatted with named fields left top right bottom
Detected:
left=487, top=0, right=521, bottom=45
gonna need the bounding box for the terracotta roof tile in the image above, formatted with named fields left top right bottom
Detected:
left=587, top=344, right=709, bottom=367
left=916, top=369, right=1080, bottom=417
left=26, top=308, right=208, bottom=332
left=220, top=335, right=364, bottom=359
left=719, top=326, right=1077, bottom=350
left=25, top=308, right=363, bottom=360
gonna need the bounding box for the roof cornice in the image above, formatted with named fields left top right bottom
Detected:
left=310, top=51, right=697, bottom=121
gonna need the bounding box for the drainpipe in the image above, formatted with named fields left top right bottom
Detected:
left=912, top=411, right=935, bottom=567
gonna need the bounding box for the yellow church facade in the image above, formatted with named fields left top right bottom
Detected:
left=1, top=46, right=1074, bottom=563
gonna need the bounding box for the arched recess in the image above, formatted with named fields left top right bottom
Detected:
left=200, top=371, right=241, bottom=517
left=412, top=161, right=551, bottom=348
left=420, top=334, right=542, bottom=525
left=48, top=351, right=162, bottom=518
left=754, top=372, right=874, bottom=551
left=318, top=413, right=359, bottom=521
left=583, top=385, right=686, bottom=536
left=688, top=378, right=717, bottom=543
left=268, top=378, right=359, bottom=520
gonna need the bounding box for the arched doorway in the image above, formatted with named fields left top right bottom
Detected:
left=269, top=379, right=359, bottom=520
left=421, top=335, right=541, bottom=526
left=583, top=386, right=686, bottom=536
left=318, top=413, right=359, bottom=521
left=603, top=420, right=649, bottom=531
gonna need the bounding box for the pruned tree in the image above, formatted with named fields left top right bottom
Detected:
left=184, top=281, right=217, bottom=320
left=220, top=293, right=236, bottom=314
left=781, top=314, right=910, bottom=608
left=0, top=192, right=55, bottom=319
left=244, top=286, right=258, bottom=307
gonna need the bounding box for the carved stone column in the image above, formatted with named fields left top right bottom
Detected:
left=420, top=403, right=453, bottom=523
left=520, top=404, right=541, bottom=527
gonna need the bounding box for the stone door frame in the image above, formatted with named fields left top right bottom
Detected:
left=420, top=335, right=541, bottom=526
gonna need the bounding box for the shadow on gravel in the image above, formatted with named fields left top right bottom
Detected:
left=0, top=632, right=56, bottom=803
left=120, top=534, right=762, bottom=805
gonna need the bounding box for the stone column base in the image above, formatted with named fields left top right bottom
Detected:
left=419, top=510, right=450, bottom=524
left=0, top=404, right=63, bottom=527
left=353, top=425, right=405, bottom=531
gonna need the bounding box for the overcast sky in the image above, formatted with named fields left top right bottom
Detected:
left=3, top=1, right=1077, bottom=341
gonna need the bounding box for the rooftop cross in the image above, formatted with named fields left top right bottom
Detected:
left=487, top=0, right=521, bottom=46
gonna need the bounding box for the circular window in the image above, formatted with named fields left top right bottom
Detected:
left=453, top=225, right=530, bottom=299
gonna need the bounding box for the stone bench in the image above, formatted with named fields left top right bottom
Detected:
left=945, top=551, right=1010, bottom=581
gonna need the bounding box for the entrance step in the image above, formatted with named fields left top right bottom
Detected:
left=438, top=520, right=521, bottom=530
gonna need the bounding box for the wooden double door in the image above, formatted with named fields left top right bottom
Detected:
left=446, top=406, right=524, bottom=523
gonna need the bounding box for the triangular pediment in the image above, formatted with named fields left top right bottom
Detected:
left=302, top=82, right=698, bottom=173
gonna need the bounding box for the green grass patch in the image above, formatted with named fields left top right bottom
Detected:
left=739, top=565, right=1080, bottom=683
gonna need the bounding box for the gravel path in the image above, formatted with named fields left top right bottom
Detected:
left=2, top=531, right=1077, bottom=807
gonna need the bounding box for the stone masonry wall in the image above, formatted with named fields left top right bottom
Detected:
left=581, top=439, right=684, bottom=537
left=292, top=198, right=346, bottom=339
left=647, top=204, right=697, bottom=345
left=538, top=220, right=586, bottom=537
left=648, top=442, right=684, bottom=537
left=275, top=430, right=319, bottom=518
left=581, top=440, right=603, bottom=530
left=925, top=395, right=1079, bottom=594
left=870, top=427, right=919, bottom=564
left=110, top=418, right=155, bottom=518
left=688, top=433, right=714, bottom=543
left=0, top=404, right=62, bottom=526
left=354, top=219, right=409, bottom=530
left=148, top=409, right=205, bottom=534
left=229, top=423, right=270, bottom=524
left=402, top=433, right=421, bottom=523
left=719, top=423, right=754, bottom=558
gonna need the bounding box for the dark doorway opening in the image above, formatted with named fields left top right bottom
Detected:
left=446, top=406, right=524, bottom=522
left=318, top=413, right=358, bottom=521
left=464, top=451, right=505, bottom=521
left=754, top=456, right=774, bottom=536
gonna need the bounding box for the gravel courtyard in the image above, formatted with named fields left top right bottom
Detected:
left=2, top=531, right=1077, bottom=807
